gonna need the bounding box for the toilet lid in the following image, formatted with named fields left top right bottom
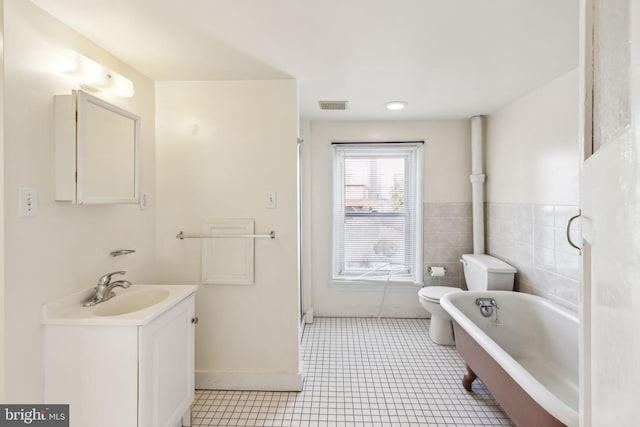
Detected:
left=419, top=286, right=462, bottom=303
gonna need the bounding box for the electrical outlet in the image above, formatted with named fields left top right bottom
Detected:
left=266, top=192, right=277, bottom=209
left=19, top=187, right=38, bottom=217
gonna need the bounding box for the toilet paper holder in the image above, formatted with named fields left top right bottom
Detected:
left=427, top=266, right=447, bottom=277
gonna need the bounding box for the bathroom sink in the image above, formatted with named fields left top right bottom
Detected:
left=42, top=284, right=198, bottom=326
left=93, top=289, right=171, bottom=316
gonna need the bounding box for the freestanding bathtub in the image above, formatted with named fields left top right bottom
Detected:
left=440, top=291, right=578, bottom=427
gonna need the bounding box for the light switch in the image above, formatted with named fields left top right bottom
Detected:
left=266, top=192, right=277, bottom=209
left=140, top=193, right=148, bottom=209
left=19, top=187, right=38, bottom=217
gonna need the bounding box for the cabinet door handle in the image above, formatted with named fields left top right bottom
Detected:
left=191, top=317, right=199, bottom=325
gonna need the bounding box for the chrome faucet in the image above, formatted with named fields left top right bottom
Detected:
left=475, top=297, right=498, bottom=317
left=83, top=271, right=132, bottom=307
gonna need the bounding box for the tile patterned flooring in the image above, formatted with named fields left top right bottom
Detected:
left=192, top=318, right=514, bottom=426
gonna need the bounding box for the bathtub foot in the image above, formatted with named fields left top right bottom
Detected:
left=463, top=365, right=477, bottom=391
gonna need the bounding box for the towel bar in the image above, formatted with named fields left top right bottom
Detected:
left=176, top=230, right=275, bottom=240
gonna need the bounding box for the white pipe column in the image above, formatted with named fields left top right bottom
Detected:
left=470, top=115, right=486, bottom=254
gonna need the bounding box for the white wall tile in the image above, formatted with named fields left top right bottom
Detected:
left=504, top=203, right=519, bottom=221
left=554, top=205, right=580, bottom=230
left=514, top=243, right=534, bottom=266
left=515, top=222, right=534, bottom=246
left=486, top=202, right=581, bottom=309
left=555, top=252, right=581, bottom=281
left=555, top=277, right=580, bottom=309
left=516, top=204, right=534, bottom=224
left=534, top=225, right=556, bottom=250
left=534, top=246, right=556, bottom=271
left=534, top=204, right=555, bottom=226
left=555, top=226, right=581, bottom=255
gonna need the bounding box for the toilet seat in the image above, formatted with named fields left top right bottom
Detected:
left=419, top=286, right=462, bottom=303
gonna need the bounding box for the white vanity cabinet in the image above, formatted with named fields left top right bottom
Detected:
left=43, top=286, right=196, bottom=427
left=139, top=296, right=195, bottom=427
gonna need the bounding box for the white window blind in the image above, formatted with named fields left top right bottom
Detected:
left=333, top=143, right=423, bottom=283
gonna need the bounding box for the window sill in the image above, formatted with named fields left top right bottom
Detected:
left=330, top=279, right=424, bottom=291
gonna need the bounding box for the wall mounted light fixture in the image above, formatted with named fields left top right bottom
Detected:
left=61, top=53, right=135, bottom=98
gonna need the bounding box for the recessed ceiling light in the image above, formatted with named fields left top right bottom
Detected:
left=384, top=101, right=408, bottom=110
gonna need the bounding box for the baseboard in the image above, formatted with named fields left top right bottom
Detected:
left=196, top=369, right=304, bottom=391
left=314, top=306, right=429, bottom=318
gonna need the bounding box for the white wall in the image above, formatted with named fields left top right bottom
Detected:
left=487, top=69, right=579, bottom=205
left=155, top=80, right=302, bottom=390
left=3, top=0, right=157, bottom=401
left=307, top=120, right=471, bottom=316
left=485, top=69, right=580, bottom=309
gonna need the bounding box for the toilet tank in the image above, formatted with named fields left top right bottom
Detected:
left=461, top=254, right=516, bottom=291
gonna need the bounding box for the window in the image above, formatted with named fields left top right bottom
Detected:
left=332, top=142, right=423, bottom=283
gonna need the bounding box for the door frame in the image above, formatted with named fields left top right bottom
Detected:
left=577, top=1, right=593, bottom=425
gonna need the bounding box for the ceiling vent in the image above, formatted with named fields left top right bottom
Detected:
left=319, top=100, right=348, bottom=111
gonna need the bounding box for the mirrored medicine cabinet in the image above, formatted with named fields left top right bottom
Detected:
left=55, top=90, right=140, bottom=204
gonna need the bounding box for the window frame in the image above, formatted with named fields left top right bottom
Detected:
left=331, top=142, right=424, bottom=285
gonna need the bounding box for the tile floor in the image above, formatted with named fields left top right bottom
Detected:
left=192, top=317, right=514, bottom=426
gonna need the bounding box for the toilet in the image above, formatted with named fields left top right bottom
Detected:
left=418, top=286, right=462, bottom=345
left=419, top=254, right=516, bottom=345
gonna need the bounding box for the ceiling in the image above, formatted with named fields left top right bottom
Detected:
left=30, top=0, right=579, bottom=120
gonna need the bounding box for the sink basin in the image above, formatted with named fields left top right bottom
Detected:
left=42, top=284, right=198, bottom=326
left=94, top=289, right=171, bottom=316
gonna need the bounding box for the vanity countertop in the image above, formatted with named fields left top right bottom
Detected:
left=42, top=284, right=198, bottom=326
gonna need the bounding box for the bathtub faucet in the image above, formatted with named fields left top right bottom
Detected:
left=475, top=298, right=498, bottom=317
